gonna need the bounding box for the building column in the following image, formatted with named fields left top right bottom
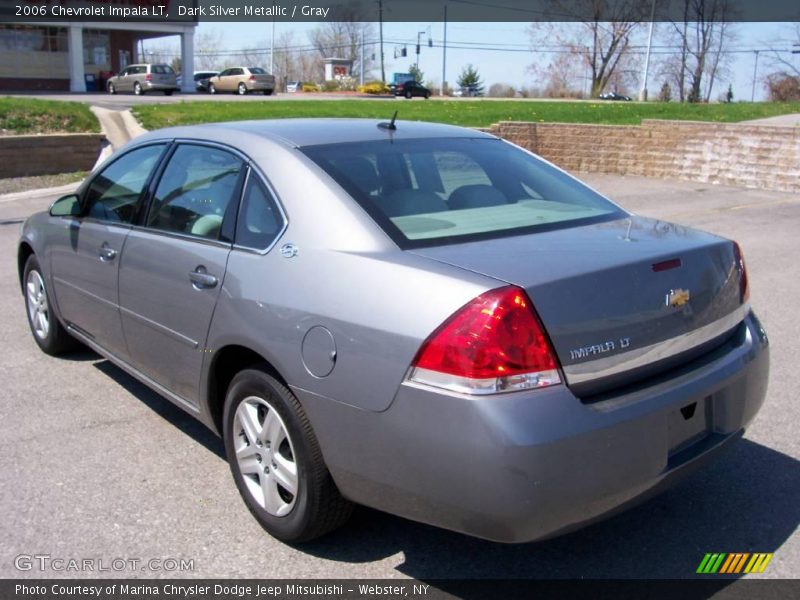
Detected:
left=67, top=26, right=85, bottom=92
left=180, top=28, right=195, bottom=93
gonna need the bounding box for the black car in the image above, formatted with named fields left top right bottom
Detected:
left=390, top=80, right=431, bottom=99
left=599, top=91, right=632, bottom=101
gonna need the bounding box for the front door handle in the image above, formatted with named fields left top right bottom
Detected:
left=189, top=266, right=218, bottom=289
left=98, top=244, right=116, bottom=261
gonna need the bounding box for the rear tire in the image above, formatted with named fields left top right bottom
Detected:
left=264, top=89, right=273, bottom=96
left=405, top=90, right=412, bottom=99
left=223, top=368, right=353, bottom=543
left=238, top=82, right=248, bottom=95
left=23, top=255, right=80, bottom=356
left=133, top=82, right=143, bottom=96
left=164, top=90, right=173, bottom=96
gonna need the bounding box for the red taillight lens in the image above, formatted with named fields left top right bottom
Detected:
left=145, top=73, right=151, bottom=81
left=249, top=74, right=256, bottom=81
left=733, top=241, right=750, bottom=303
left=408, top=286, right=562, bottom=394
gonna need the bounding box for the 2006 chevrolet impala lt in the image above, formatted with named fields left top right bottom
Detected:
left=18, top=119, right=769, bottom=543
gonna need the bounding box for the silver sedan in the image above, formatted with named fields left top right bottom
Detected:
left=17, top=119, right=769, bottom=543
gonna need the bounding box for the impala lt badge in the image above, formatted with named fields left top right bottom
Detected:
left=666, top=288, right=691, bottom=308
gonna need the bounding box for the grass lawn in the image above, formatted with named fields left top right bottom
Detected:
left=134, top=99, right=800, bottom=130
left=0, top=97, right=100, bottom=135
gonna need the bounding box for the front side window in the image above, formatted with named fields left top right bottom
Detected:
left=235, top=174, right=284, bottom=250
left=83, top=144, right=166, bottom=224
left=303, top=138, right=625, bottom=248
left=147, top=145, right=243, bottom=240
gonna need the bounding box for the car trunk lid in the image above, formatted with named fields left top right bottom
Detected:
left=410, top=216, right=746, bottom=396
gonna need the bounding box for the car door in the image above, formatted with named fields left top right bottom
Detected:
left=121, top=66, right=136, bottom=91
left=118, top=143, right=245, bottom=402
left=49, top=143, right=167, bottom=359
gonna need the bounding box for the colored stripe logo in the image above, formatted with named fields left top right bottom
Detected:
left=696, top=553, right=773, bottom=574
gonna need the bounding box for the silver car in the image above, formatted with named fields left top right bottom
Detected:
left=18, top=119, right=769, bottom=544
left=106, top=63, right=178, bottom=96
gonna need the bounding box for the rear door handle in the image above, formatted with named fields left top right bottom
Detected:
left=189, top=267, right=218, bottom=289
left=98, top=244, right=116, bottom=261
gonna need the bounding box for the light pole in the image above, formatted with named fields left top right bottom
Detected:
left=639, top=0, right=656, bottom=101
left=751, top=50, right=760, bottom=102
left=441, top=4, right=447, bottom=96
left=416, top=30, right=426, bottom=70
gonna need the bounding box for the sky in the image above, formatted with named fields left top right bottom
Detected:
left=181, top=20, right=799, bottom=101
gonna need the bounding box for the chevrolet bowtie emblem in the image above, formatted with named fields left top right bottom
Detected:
left=666, top=288, right=691, bottom=308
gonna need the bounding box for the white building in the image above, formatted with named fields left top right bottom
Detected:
left=0, top=18, right=196, bottom=93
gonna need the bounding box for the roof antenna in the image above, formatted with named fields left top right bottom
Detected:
left=378, top=110, right=398, bottom=131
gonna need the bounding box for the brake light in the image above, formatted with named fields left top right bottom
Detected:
left=145, top=73, right=151, bottom=81
left=408, top=286, right=562, bottom=394
left=733, top=241, right=750, bottom=303
left=249, top=74, right=256, bottom=81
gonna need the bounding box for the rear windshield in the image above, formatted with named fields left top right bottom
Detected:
left=302, top=137, right=625, bottom=248
left=152, top=65, right=175, bottom=74
left=249, top=67, right=267, bottom=74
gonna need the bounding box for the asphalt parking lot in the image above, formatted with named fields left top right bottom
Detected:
left=0, top=173, right=797, bottom=582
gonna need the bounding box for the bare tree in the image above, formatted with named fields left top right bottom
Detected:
left=308, top=6, right=376, bottom=80
left=763, top=23, right=800, bottom=79
left=528, top=1, right=649, bottom=98
left=666, top=0, right=736, bottom=103
left=194, top=28, right=225, bottom=71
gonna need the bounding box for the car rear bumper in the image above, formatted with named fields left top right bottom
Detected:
left=247, top=82, right=275, bottom=91
left=296, top=310, right=769, bottom=543
left=144, top=82, right=178, bottom=92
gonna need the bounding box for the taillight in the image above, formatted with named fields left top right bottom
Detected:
left=408, top=286, right=562, bottom=395
left=145, top=73, right=151, bottom=81
left=249, top=74, right=256, bottom=81
left=733, top=241, right=750, bottom=303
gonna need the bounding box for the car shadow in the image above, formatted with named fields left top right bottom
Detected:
left=92, top=359, right=225, bottom=459
left=88, top=357, right=797, bottom=581
left=302, top=438, right=798, bottom=582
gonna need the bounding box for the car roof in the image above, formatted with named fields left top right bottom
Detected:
left=137, top=118, right=497, bottom=148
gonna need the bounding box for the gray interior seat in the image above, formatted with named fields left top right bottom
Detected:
left=448, top=184, right=509, bottom=210
left=377, top=189, right=449, bottom=218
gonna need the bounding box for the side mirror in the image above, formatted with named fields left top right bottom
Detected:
left=49, top=194, right=81, bottom=217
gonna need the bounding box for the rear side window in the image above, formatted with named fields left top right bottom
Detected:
left=235, top=174, right=284, bottom=250
left=83, top=144, right=165, bottom=224
left=303, top=138, right=624, bottom=248
left=152, top=64, right=174, bottom=74
left=249, top=67, right=266, bottom=74
left=147, top=145, right=244, bottom=240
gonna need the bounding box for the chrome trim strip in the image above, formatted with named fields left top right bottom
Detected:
left=52, top=276, right=118, bottom=309
left=66, top=325, right=200, bottom=414
left=562, top=304, right=749, bottom=385
left=119, top=306, right=199, bottom=349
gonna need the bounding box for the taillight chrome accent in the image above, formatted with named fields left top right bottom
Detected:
left=733, top=241, right=750, bottom=303
left=407, top=286, right=562, bottom=395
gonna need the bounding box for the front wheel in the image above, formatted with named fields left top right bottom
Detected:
left=107, top=82, right=116, bottom=95
left=23, top=255, right=79, bottom=355
left=238, top=82, right=248, bottom=95
left=405, top=90, right=412, bottom=99
left=223, top=368, right=353, bottom=543
left=208, top=83, right=217, bottom=94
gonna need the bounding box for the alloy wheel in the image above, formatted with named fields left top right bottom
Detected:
left=26, top=270, right=50, bottom=340
left=233, top=396, right=298, bottom=517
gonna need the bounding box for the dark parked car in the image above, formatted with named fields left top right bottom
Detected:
left=390, top=80, right=431, bottom=99
left=599, top=91, right=633, bottom=101
left=19, top=119, right=768, bottom=544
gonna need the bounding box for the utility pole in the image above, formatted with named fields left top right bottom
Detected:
left=639, top=0, right=656, bottom=101
left=441, top=4, right=447, bottom=96
left=270, top=17, right=275, bottom=75
left=751, top=50, right=760, bottom=102
left=378, top=0, right=385, bottom=83
left=360, top=32, right=365, bottom=87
